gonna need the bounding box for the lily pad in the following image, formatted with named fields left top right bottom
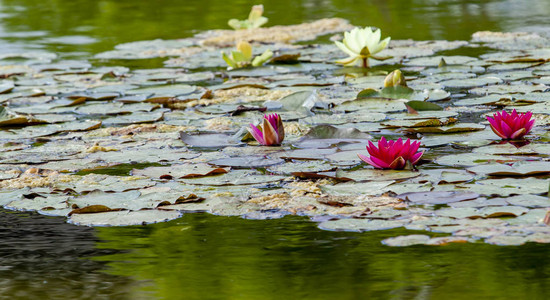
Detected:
left=467, top=161, right=550, bottom=176
left=131, top=163, right=229, bottom=179
left=208, top=156, right=284, bottom=168
left=336, top=169, right=421, bottom=182
left=397, top=191, right=479, bottom=205
left=180, top=132, right=242, bottom=148
left=68, top=209, right=182, bottom=226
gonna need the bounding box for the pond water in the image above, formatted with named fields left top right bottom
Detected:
left=1, top=0, right=550, bottom=299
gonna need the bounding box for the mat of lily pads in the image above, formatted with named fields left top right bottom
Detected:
left=0, top=19, right=549, bottom=247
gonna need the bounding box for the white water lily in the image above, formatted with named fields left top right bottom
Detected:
left=335, top=26, right=391, bottom=67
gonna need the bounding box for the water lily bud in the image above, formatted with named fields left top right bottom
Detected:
left=249, top=5, right=264, bottom=21
left=248, top=113, right=284, bottom=146
left=384, top=69, right=407, bottom=87
left=236, top=41, right=253, bottom=61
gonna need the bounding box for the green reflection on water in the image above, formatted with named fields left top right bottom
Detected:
left=94, top=213, right=550, bottom=299
left=1, top=0, right=550, bottom=56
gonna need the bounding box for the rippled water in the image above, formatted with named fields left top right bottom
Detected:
left=1, top=0, right=550, bottom=299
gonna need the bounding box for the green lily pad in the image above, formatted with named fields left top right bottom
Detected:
left=405, top=100, right=443, bottom=111
left=381, top=234, right=431, bottom=247
left=467, top=161, right=550, bottom=176
left=132, top=163, right=229, bottom=179
left=180, top=132, right=243, bottom=148
left=397, top=191, right=479, bottom=205
left=180, top=170, right=285, bottom=186
left=501, top=195, right=550, bottom=208
left=439, top=76, right=502, bottom=88
left=320, top=180, right=395, bottom=196
left=405, top=123, right=485, bottom=134
left=68, top=209, right=182, bottom=226
left=336, top=169, right=421, bottom=182
left=208, top=156, right=284, bottom=168
left=267, top=160, right=334, bottom=175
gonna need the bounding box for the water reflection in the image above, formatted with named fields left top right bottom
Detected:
left=0, top=0, right=549, bottom=56
left=0, top=209, right=130, bottom=299
left=94, top=213, right=550, bottom=299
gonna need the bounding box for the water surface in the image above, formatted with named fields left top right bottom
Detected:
left=1, top=0, right=550, bottom=299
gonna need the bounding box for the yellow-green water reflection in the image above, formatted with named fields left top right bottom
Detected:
left=1, top=0, right=550, bottom=56
left=94, top=213, right=550, bottom=299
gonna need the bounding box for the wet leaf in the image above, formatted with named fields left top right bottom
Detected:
left=397, top=191, right=479, bottom=205
left=405, top=100, right=443, bottom=111
left=68, top=209, right=182, bottom=226
left=208, top=156, right=284, bottom=168
left=132, top=163, right=229, bottom=179
left=179, top=132, right=242, bottom=148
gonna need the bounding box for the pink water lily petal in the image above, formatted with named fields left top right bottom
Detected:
left=370, top=155, right=391, bottom=169
left=525, top=119, right=535, bottom=133
left=265, top=114, right=279, bottom=132
left=389, top=156, right=406, bottom=169
left=249, top=114, right=285, bottom=146
left=366, top=141, right=380, bottom=157
left=488, top=109, right=535, bottom=140
left=262, top=117, right=279, bottom=145
left=358, top=154, right=384, bottom=169
left=510, top=128, right=527, bottom=140
left=410, top=151, right=424, bottom=165
left=499, top=119, right=513, bottom=138
left=488, top=123, right=508, bottom=139
left=248, top=124, right=266, bottom=145
left=358, top=137, right=423, bottom=170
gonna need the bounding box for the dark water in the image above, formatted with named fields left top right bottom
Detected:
left=1, top=0, right=550, bottom=299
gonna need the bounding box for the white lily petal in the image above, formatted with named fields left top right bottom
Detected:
left=365, top=28, right=379, bottom=54
left=373, top=36, right=391, bottom=54
left=356, top=27, right=368, bottom=50
left=335, top=41, right=357, bottom=57
left=344, top=29, right=361, bottom=54
left=335, top=56, right=360, bottom=66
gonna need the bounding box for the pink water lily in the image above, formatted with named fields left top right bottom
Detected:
left=486, top=109, right=535, bottom=140
left=248, top=113, right=285, bottom=146
left=358, top=137, right=423, bottom=170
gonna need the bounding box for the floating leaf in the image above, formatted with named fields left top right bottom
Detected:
left=397, top=191, right=479, bottom=205
left=132, top=163, right=229, bottom=179
left=68, top=209, right=182, bottom=226
left=208, top=156, right=284, bottom=168
left=179, top=132, right=242, bottom=148
left=467, top=161, right=550, bottom=176
left=405, top=100, right=443, bottom=111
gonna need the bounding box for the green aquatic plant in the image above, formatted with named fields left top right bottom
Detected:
left=221, top=41, right=273, bottom=69
left=384, top=69, right=407, bottom=87
left=228, top=5, right=268, bottom=30
left=335, top=26, right=391, bottom=68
